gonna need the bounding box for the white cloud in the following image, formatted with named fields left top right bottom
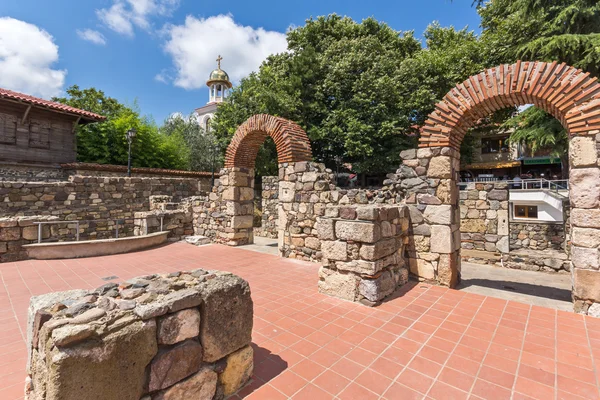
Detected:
left=161, top=14, right=287, bottom=89
left=77, top=29, right=107, bottom=45
left=0, top=17, right=66, bottom=98
left=97, top=0, right=180, bottom=37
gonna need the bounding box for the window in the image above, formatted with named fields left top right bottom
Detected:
left=205, top=117, right=211, bottom=132
left=481, top=136, right=509, bottom=154
left=514, top=204, right=538, bottom=219
left=29, top=119, right=51, bottom=149
left=0, top=113, right=17, bottom=144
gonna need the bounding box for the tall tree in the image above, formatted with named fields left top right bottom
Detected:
left=213, top=15, right=422, bottom=174
left=160, top=114, right=222, bottom=172
left=54, top=85, right=188, bottom=170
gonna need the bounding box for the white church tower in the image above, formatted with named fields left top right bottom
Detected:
left=195, top=55, right=232, bottom=132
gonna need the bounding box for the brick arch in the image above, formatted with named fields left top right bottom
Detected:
left=224, top=114, right=313, bottom=168
left=419, top=61, right=600, bottom=149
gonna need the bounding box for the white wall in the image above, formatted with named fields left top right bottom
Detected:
left=509, top=191, right=565, bottom=222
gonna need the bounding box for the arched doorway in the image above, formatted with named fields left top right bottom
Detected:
left=403, top=61, right=600, bottom=312
left=221, top=114, right=313, bottom=248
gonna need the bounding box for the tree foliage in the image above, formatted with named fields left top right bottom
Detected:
left=54, top=85, right=187, bottom=170
left=214, top=16, right=497, bottom=174
left=159, top=114, right=222, bottom=172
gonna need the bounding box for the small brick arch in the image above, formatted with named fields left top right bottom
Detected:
left=419, top=61, right=600, bottom=149
left=224, top=114, right=313, bottom=168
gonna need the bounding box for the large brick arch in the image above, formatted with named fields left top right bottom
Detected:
left=408, top=61, right=600, bottom=312
left=224, top=114, right=313, bottom=168
left=419, top=61, right=600, bottom=149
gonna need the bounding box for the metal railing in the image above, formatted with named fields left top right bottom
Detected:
left=459, top=178, right=569, bottom=192
left=33, top=214, right=167, bottom=244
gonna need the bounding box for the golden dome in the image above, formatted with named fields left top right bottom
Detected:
left=206, top=55, right=232, bottom=88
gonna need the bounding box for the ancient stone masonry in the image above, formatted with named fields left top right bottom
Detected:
left=278, top=161, right=337, bottom=261
left=253, top=176, right=278, bottom=239
left=25, top=270, right=254, bottom=400
left=219, top=167, right=255, bottom=246
left=510, top=221, right=566, bottom=251
left=317, top=204, right=410, bottom=305
left=459, top=182, right=510, bottom=254
left=133, top=195, right=194, bottom=241
left=0, top=216, right=59, bottom=262
left=398, top=147, right=462, bottom=287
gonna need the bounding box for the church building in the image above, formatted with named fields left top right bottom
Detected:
left=194, top=55, right=232, bottom=132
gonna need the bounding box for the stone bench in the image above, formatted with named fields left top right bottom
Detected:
left=26, top=270, right=253, bottom=400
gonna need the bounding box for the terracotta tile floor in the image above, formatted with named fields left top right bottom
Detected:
left=1, top=243, right=600, bottom=399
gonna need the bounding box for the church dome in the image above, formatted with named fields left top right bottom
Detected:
left=206, top=56, right=232, bottom=88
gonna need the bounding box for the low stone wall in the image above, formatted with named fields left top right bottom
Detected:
left=26, top=270, right=253, bottom=400
left=317, top=204, right=410, bottom=305
left=0, top=216, right=65, bottom=262
left=459, top=182, right=509, bottom=254
left=254, top=176, right=278, bottom=238
left=509, top=221, right=566, bottom=251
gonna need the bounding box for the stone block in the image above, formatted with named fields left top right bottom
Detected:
left=43, top=320, right=157, bottom=400
left=239, top=187, right=254, bottom=201
left=572, top=227, right=600, bottom=248
left=301, top=171, right=318, bottom=182
left=427, top=156, right=452, bottom=178
left=409, top=259, right=435, bottom=280
left=218, top=345, right=253, bottom=396
left=321, top=240, right=348, bottom=261
left=340, top=207, right=357, bottom=220
left=336, top=255, right=396, bottom=275
left=400, top=149, right=416, bottom=160
left=200, top=274, right=253, bottom=362
left=356, top=206, right=379, bottom=220
left=231, top=215, right=254, bottom=229
left=571, top=246, right=600, bottom=270
left=0, top=227, right=21, bottom=241
left=152, top=367, right=217, bottom=400
left=157, top=308, right=201, bottom=345
left=359, top=270, right=396, bottom=302
left=571, top=208, right=600, bottom=228
left=430, top=225, right=453, bottom=253
left=487, top=189, right=508, bottom=201
left=304, top=236, right=320, bottom=250
left=335, top=221, right=381, bottom=243
left=497, top=210, right=509, bottom=235
left=149, top=340, right=203, bottom=392
left=461, top=219, right=487, bottom=233
left=279, top=181, right=295, bottom=202
left=437, top=253, right=459, bottom=287
left=316, top=218, right=335, bottom=240
left=359, top=238, right=397, bottom=261
left=573, top=268, right=600, bottom=302
left=496, top=236, right=509, bottom=253
left=423, top=205, right=452, bottom=225
left=318, top=268, right=359, bottom=301
left=570, top=136, right=597, bottom=167
left=570, top=168, right=600, bottom=208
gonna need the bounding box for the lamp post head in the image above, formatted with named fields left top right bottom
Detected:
left=127, top=129, right=137, bottom=140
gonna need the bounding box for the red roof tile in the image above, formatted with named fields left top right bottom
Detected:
left=0, top=87, right=106, bottom=122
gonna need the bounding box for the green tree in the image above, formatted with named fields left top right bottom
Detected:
left=160, top=114, right=222, bottom=172
left=213, top=15, right=422, bottom=174
left=54, top=85, right=187, bottom=170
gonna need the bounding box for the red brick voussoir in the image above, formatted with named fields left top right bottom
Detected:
left=225, top=114, right=313, bottom=168
left=419, top=61, right=600, bottom=149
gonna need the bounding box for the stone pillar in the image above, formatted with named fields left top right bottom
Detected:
left=316, top=204, right=410, bottom=305
left=220, top=167, right=254, bottom=246
left=568, top=135, right=600, bottom=314
left=400, top=147, right=461, bottom=287
left=278, top=161, right=335, bottom=261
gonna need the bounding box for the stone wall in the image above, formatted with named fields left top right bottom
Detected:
left=254, top=176, right=278, bottom=238
left=317, top=204, right=410, bottom=305
left=0, top=216, right=61, bottom=262
left=278, top=162, right=337, bottom=261
left=459, top=182, right=509, bottom=254
left=510, top=221, right=566, bottom=251
left=26, top=270, right=253, bottom=400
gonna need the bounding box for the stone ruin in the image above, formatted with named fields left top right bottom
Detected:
left=25, top=270, right=253, bottom=400
left=317, top=204, right=410, bottom=305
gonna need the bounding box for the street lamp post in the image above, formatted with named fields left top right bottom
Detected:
left=210, top=142, right=220, bottom=187
left=126, top=129, right=136, bottom=177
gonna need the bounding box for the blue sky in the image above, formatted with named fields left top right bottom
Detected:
left=0, top=1, right=481, bottom=123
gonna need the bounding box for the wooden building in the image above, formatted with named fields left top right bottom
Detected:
left=0, top=88, right=104, bottom=168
